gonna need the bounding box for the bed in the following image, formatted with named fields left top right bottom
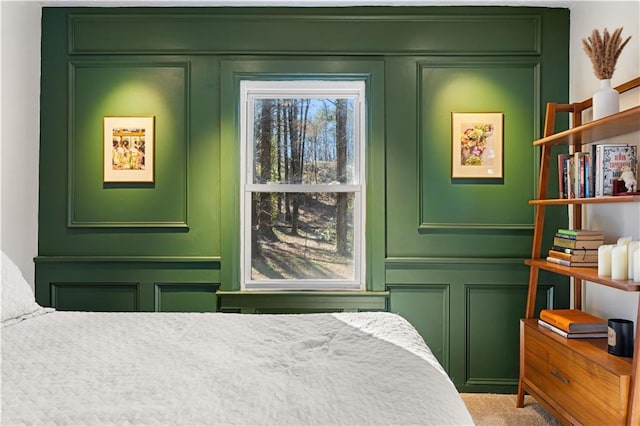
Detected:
left=1, top=252, right=474, bottom=425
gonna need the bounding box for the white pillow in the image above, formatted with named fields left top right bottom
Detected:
left=1, top=251, right=43, bottom=323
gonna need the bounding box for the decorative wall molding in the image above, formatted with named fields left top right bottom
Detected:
left=463, top=283, right=554, bottom=388
left=68, top=12, right=541, bottom=55
left=154, top=283, right=220, bottom=312
left=416, top=59, right=541, bottom=231
left=35, top=256, right=221, bottom=263
left=386, top=283, right=450, bottom=370
left=35, top=261, right=222, bottom=311
left=386, top=257, right=527, bottom=269
left=67, top=60, right=190, bottom=228
left=51, top=282, right=140, bottom=311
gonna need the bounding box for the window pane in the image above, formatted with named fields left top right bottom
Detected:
left=252, top=98, right=356, bottom=185
left=250, top=192, right=355, bottom=281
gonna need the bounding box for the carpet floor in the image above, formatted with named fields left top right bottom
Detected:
left=460, top=393, right=561, bottom=426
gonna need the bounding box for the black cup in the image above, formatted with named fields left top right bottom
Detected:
left=608, top=319, right=634, bottom=357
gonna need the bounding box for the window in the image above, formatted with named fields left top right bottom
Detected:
left=240, top=80, right=366, bottom=290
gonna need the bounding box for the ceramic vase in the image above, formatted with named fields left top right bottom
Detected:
left=592, top=79, right=619, bottom=120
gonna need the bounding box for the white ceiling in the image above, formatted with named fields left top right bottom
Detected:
left=41, top=0, right=577, bottom=7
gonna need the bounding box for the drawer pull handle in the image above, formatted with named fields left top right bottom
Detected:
left=550, top=369, right=569, bottom=385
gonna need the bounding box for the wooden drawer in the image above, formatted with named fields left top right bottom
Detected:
left=522, top=320, right=631, bottom=425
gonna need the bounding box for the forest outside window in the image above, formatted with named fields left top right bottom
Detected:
left=240, top=80, right=366, bottom=290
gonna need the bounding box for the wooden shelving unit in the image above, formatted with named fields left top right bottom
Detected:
left=517, top=77, right=640, bottom=426
left=532, top=105, right=640, bottom=147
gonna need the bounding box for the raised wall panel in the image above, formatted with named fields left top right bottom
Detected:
left=465, top=283, right=554, bottom=389
left=387, top=284, right=450, bottom=370
left=68, top=12, right=541, bottom=55
left=35, top=258, right=221, bottom=312
left=68, top=61, right=189, bottom=228
left=51, top=283, right=139, bottom=311
left=155, top=283, right=219, bottom=312
left=383, top=57, right=547, bottom=261
left=418, top=61, right=538, bottom=232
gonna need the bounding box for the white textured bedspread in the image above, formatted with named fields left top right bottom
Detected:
left=2, top=311, right=473, bottom=425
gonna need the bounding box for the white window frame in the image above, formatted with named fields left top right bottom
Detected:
left=239, top=80, right=366, bottom=291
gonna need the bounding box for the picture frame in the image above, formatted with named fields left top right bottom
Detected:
left=103, top=115, right=155, bottom=183
left=451, top=112, right=503, bottom=179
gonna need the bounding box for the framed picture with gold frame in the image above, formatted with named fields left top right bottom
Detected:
left=451, top=112, right=503, bottom=179
left=103, top=115, right=155, bottom=183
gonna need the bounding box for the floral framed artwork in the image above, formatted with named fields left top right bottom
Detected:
left=451, top=112, right=503, bottom=179
left=103, top=115, right=155, bottom=183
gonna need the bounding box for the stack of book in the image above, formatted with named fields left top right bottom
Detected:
left=538, top=309, right=608, bottom=339
left=546, top=229, right=604, bottom=267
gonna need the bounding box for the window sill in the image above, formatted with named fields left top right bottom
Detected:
left=216, top=290, right=389, bottom=313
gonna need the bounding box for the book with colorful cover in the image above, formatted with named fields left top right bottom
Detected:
left=566, top=155, right=575, bottom=198
left=539, top=309, right=607, bottom=333
left=552, top=236, right=603, bottom=250
left=546, top=256, right=598, bottom=267
left=548, top=249, right=598, bottom=263
left=556, top=229, right=604, bottom=238
left=574, top=152, right=587, bottom=198
left=594, top=144, right=637, bottom=197
left=557, top=153, right=570, bottom=199
left=537, top=319, right=608, bottom=339
left=584, top=151, right=594, bottom=198
left=554, top=232, right=604, bottom=241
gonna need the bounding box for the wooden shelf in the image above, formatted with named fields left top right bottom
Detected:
left=529, top=195, right=640, bottom=205
left=533, top=105, right=640, bottom=147
left=526, top=259, right=640, bottom=292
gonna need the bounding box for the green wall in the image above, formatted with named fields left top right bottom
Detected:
left=37, top=6, right=570, bottom=393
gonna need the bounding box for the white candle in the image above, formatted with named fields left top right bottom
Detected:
left=634, top=249, right=640, bottom=282
left=618, top=236, right=633, bottom=246
left=628, top=241, right=640, bottom=279
left=598, top=244, right=613, bottom=276
left=611, top=244, right=628, bottom=280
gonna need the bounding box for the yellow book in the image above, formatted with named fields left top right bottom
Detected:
left=548, top=249, right=599, bottom=263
